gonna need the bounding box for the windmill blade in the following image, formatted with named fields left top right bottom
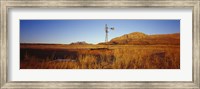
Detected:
left=111, top=27, right=115, bottom=30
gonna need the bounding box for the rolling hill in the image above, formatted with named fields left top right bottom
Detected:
left=101, top=32, right=180, bottom=45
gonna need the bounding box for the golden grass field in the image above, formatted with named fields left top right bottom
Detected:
left=20, top=44, right=180, bottom=69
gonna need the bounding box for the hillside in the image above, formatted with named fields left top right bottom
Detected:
left=104, top=32, right=180, bottom=45
left=69, top=41, right=91, bottom=45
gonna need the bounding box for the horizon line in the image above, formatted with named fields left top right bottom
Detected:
left=20, top=32, right=180, bottom=44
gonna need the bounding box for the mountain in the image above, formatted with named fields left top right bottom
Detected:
left=70, top=41, right=91, bottom=45
left=101, top=32, right=180, bottom=45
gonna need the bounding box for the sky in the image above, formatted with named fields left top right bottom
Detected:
left=20, top=20, right=180, bottom=44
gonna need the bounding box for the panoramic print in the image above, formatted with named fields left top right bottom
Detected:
left=20, top=20, right=180, bottom=69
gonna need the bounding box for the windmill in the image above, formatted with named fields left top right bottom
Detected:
left=105, top=24, right=115, bottom=44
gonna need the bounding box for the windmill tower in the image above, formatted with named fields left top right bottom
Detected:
left=105, top=24, right=114, bottom=44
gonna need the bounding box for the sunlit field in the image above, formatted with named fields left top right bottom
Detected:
left=20, top=44, right=180, bottom=69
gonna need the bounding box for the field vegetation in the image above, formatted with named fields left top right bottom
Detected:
left=20, top=44, right=180, bottom=69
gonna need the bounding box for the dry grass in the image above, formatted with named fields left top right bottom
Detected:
left=20, top=44, right=180, bottom=69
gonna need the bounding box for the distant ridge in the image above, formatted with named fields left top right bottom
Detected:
left=69, top=41, right=92, bottom=45
left=100, top=32, right=180, bottom=45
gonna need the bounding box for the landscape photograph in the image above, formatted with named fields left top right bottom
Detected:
left=20, top=20, right=180, bottom=69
